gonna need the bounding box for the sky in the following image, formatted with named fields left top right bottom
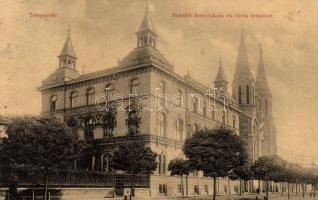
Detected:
left=0, top=0, right=317, bottom=164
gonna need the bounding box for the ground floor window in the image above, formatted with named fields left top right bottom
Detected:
left=204, top=185, right=208, bottom=194
left=194, top=185, right=199, bottom=195
left=177, top=184, right=182, bottom=193
left=159, top=184, right=167, bottom=195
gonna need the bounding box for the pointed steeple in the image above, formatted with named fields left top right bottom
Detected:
left=234, top=29, right=252, bottom=76
left=214, top=58, right=228, bottom=83
left=136, top=3, right=157, bottom=48
left=58, top=26, right=77, bottom=69
left=255, top=43, right=270, bottom=91
left=214, top=57, right=228, bottom=93
left=138, top=3, right=156, bottom=33
left=59, top=26, right=76, bottom=58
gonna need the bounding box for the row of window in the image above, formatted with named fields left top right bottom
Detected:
left=157, top=113, right=236, bottom=141
left=238, top=85, right=254, bottom=105
left=49, top=78, right=140, bottom=111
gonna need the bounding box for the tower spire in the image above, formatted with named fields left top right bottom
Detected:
left=58, top=26, right=77, bottom=69
left=136, top=3, right=157, bottom=48
left=256, top=43, right=270, bottom=91
left=214, top=57, right=228, bottom=93
left=234, top=28, right=252, bottom=76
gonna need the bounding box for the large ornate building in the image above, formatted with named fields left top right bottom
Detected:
left=39, top=7, right=277, bottom=197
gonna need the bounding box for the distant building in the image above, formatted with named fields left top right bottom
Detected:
left=39, top=7, right=277, bottom=197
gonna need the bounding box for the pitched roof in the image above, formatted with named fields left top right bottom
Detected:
left=138, top=7, right=156, bottom=33
left=214, top=58, right=228, bottom=83
left=59, top=29, right=76, bottom=58
left=234, top=29, right=252, bottom=75
left=255, top=44, right=270, bottom=90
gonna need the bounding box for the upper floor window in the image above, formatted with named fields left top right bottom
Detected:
left=159, top=81, right=165, bottom=94
left=84, top=116, right=94, bottom=141
left=222, top=111, right=226, bottom=124
left=103, top=112, right=116, bottom=138
left=70, top=91, right=78, bottom=108
left=50, top=95, right=57, bottom=112
left=238, top=85, right=242, bottom=104
left=212, top=109, right=216, bottom=121
left=105, top=83, right=115, bottom=101
left=194, top=124, right=200, bottom=134
left=193, top=97, right=199, bottom=113
left=129, top=78, right=140, bottom=96
left=187, top=124, right=193, bottom=138
left=175, top=119, right=184, bottom=141
left=265, top=99, right=268, bottom=115
left=232, top=115, right=236, bottom=128
left=175, top=89, right=183, bottom=107
left=157, top=112, right=165, bottom=137
left=246, top=85, right=250, bottom=104
left=86, top=87, right=95, bottom=105
left=203, top=101, right=207, bottom=117
left=158, top=153, right=167, bottom=175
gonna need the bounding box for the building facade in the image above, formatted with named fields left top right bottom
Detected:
left=39, top=8, right=276, bottom=197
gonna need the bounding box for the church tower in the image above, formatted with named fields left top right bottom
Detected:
left=232, top=29, right=255, bottom=114
left=255, top=44, right=272, bottom=124
left=214, top=58, right=228, bottom=93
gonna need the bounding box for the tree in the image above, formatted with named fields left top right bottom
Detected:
left=232, top=161, right=254, bottom=195
left=183, top=127, right=248, bottom=200
left=112, top=140, right=157, bottom=200
left=168, top=158, right=190, bottom=199
left=0, top=116, right=85, bottom=200
left=251, top=155, right=282, bottom=200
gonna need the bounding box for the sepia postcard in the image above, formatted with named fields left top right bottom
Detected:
left=0, top=0, right=317, bottom=200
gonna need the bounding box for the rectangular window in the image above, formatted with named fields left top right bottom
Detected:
left=159, top=184, right=167, bottom=195
left=194, top=185, right=199, bottom=195
left=204, top=185, right=208, bottom=194
left=177, top=184, right=182, bottom=193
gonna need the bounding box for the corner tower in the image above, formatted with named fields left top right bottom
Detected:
left=214, top=58, right=228, bottom=93
left=42, top=27, right=80, bottom=87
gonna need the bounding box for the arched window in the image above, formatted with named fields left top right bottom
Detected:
left=203, top=101, right=207, bottom=117
left=86, top=87, right=95, bottom=105
left=265, top=99, right=268, bottom=115
left=158, top=153, right=167, bottom=175
left=193, top=97, right=199, bottom=113
left=194, top=124, right=200, bottom=133
left=238, top=85, right=242, bottom=104
left=105, top=83, right=114, bottom=102
left=175, top=90, right=183, bottom=107
left=232, top=115, right=236, bottom=128
left=84, top=116, right=94, bottom=141
left=159, top=81, right=165, bottom=94
left=70, top=91, right=78, bottom=108
left=212, top=109, right=216, bottom=121
left=222, top=111, right=226, bottom=124
left=102, top=113, right=116, bottom=138
left=187, top=124, right=193, bottom=138
left=246, top=85, right=250, bottom=104
left=50, top=95, right=57, bottom=112
left=175, top=119, right=184, bottom=141
left=126, top=109, right=141, bottom=136
left=102, top=153, right=113, bottom=172
left=129, top=78, right=140, bottom=96
left=157, top=113, right=165, bottom=137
